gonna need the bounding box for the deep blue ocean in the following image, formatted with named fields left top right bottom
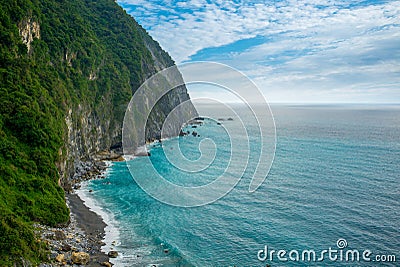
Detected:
left=80, top=104, right=400, bottom=266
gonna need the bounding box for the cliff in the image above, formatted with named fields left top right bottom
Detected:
left=0, top=0, right=196, bottom=265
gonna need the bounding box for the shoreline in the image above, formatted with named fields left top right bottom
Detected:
left=48, top=141, right=184, bottom=267
left=36, top=191, right=112, bottom=267
left=38, top=156, right=119, bottom=267
left=75, top=179, right=122, bottom=267
left=67, top=193, right=110, bottom=266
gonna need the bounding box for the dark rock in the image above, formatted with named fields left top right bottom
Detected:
left=61, top=243, right=72, bottom=252
left=112, top=156, right=125, bottom=162
left=108, top=250, right=118, bottom=258
left=179, top=129, right=186, bottom=136
left=110, top=142, right=122, bottom=150
left=135, top=151, right=151, bottom=157
left=54, top=230, right=66, bottom=240
left=73, top=184, right=81, bottom=190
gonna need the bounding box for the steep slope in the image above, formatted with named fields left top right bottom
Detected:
left=0, top=0, right=196, bottom=265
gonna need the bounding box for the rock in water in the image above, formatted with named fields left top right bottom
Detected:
left=71, top=251, right=90, bottom=265
left=108, top=250, right=118, bottom=258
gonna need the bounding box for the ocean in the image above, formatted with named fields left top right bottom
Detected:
left=78, top=104, right=400, bottom=266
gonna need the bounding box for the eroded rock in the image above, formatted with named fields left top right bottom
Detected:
left=71, top=251, right=90, bottom=265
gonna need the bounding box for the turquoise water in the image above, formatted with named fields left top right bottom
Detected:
left=85, top=104, right=399, bottom=266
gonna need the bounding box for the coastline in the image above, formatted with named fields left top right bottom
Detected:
left=49, top=142, right=186, bottom=267
left=36, top=191, right=111, bottom=267
left=67, top=193, right=109, bottom=266
left=38, top=156, right=121, bottom=267
left=75, top=179, right=122, bottom=267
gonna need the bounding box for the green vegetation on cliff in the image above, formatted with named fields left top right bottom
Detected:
left=0, top=0, right=185, bottom=265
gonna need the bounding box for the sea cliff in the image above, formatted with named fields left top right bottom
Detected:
left=0, top=0, right=196, bottom=265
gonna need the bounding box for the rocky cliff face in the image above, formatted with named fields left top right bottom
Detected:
left=1, top=0, right=198, bottom=264
left=61, top=57, right=197, bottom=190
left=54, top=6, right=197, bottom=189
left=18, top=17, right=40, bottom=54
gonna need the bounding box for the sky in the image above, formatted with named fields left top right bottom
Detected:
left=118, top=0, right=400, bottom=103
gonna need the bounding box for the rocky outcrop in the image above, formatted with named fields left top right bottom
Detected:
left=59, top=20, right=197, bottom=190
left=107, top=251, right=118, bottom=258
left=2, top=0, right=199, bottom=265
left=60, top=69, right=197, bottom=190
left=18, top=17, right=40, bottom=53
left=55, top=254, right=64, bottom=263
left=16, top=5, right=198, bottom=191
left=16, top=14, right=197, bottom=192
left=71, top=252, right=90, bottom=265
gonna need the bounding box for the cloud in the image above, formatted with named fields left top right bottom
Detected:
left=118, top=0, right=400, bottom=102
left=118, top=0, right=276, bottom=61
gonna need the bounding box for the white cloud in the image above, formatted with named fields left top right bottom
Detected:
left=118, top=0, right=400, bottom=102
left=119, top=0, right=400, bottom=61
left=119, top=0, right=276, bottom=61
